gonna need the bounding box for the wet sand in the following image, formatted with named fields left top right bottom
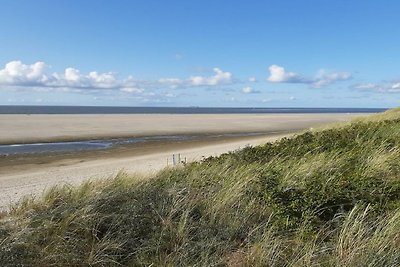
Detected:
left=0, top=113, right=368, bottom=209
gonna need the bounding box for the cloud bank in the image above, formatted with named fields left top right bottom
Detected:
left=267, top=64, right=352, bottom=88
left=353, top=82, right=400, bottom=93
left=159, top=68, right=233, bottom=88
left=0, top=60, right=139, bottom=92
left=0, top=61, right=233, bottom=93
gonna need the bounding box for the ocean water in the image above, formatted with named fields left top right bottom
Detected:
left=0, top=105, right=387, bottom=114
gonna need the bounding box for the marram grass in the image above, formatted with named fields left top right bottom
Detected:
left=1, top=110, right=400, bottom=266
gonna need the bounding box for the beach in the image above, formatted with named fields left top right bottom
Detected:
left=0, top=113, right=363, bottom=144
left=0, top=113, right=366, bottom=208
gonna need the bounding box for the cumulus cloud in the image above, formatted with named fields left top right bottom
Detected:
left=392, top=83, right=400, bottom=90
left=312, top=70, right=352, bottom=88
left=0, top=61, right=49, bottom=85
left=353, top=82, right=400, bottom=93
left=51, top=68, right=121, bottom=89
left=0, top=61, right=237, bottom=102
left=189, top=68, right=231, bottom=86
left=267, top=64, right=305, bottom=83
left=267, top=64, right=352, bottom=88
left=159, top=68, right=233, bottom=89
left=0, top=60, right=142, bottom=93
left=241, top=86, right=260, bottom=94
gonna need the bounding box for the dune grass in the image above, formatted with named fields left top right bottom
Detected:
left=1, top=109, right=400, bottom=266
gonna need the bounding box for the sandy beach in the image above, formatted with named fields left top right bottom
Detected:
left=0, top=113, right=367, bottom=209
left=0, top=113, right=362, bottom=144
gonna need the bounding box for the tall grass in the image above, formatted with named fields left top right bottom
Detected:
left=1, top=110, right=400, bottom=266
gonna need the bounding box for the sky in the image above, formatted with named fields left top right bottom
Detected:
left=0, top=0, right=399, bottom=108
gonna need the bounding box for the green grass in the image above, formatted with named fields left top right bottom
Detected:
left=1, top=109, right=400, bottom=266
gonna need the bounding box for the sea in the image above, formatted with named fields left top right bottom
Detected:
left=0, top=105, right=387, bottom=114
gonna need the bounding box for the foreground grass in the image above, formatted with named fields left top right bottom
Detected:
left=1, top=110, right=400, bottom=266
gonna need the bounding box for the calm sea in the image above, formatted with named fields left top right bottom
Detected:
left=0, top=106, right=387, bottom=114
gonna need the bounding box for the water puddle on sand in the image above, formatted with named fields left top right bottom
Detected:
left=0, top=133, right=264, bottom=156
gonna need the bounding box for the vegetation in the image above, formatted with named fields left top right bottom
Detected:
left=1, top=109, right=400, bottom=266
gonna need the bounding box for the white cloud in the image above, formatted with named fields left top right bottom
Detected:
left=88, top=71, right=117, bottom=86
left=159, top=67, right=233, bottom=89
left=158, top=78, right=184, bottom=89
left=267, top=64, right=352, bottom=87
left=189, top=68, right=232, bottom=86
left=353, top=82, right=400, bottom=93
left=120, top=87, right=144, bottom=93
left=392, top=83, right=400, bottom=90
left=312, top=70, right=352, bottom=88
left=55, top=68, right=120, bottom=89
left=241, top=86, right=260, bottom=94
left=0, top=61, right=236, bottom=96
left=352, top=83, right=378, bottom=90
left=267, top=64, right=304, bottom=83
left=248, top=77, right=257, bottom=82
left=158, top=78, right=182, bottom=84
left=0, top=61, right=120, bottom=93
left=64, top=68, right=81, bottom=82
left=0, top=60, right=49, bottom=85
left=0, top=60, right=143, bottom=94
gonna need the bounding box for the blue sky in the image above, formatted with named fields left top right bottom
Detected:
left=0, top=0, right=399, bottom=107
